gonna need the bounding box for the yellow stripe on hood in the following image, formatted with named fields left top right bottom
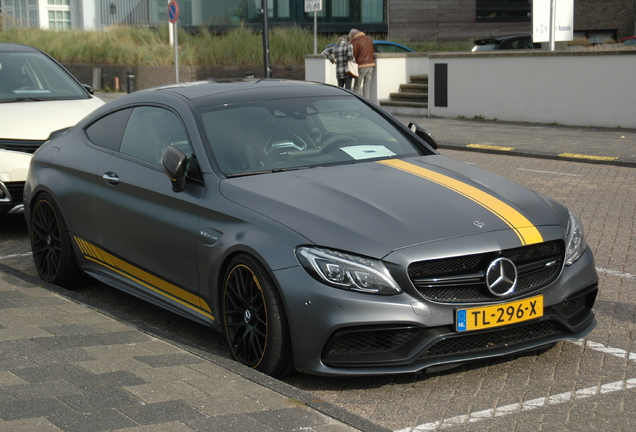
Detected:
left=378, top=159, right=543, bottom=245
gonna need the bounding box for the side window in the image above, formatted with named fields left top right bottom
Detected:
left=119, top=106, right=191, bottom=166
left=85, top=108, right=132, bottom=151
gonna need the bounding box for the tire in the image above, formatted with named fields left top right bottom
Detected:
left=222, top=254, right=293, bottom=377
left=30, top=193, right=85, bottom=288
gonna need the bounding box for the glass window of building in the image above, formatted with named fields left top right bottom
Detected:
left=476, top=0, right=531, bottom=22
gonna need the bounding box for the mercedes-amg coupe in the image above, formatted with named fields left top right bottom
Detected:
left=24, top=79, right=597, bottom=377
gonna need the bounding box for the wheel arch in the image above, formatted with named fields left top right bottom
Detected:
left=214, top=245, right=289, bottom=316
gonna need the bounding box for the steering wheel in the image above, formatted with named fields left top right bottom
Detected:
left=319, top=134, right=357, bottom=153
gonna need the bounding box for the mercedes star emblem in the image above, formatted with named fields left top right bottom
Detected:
left=486, top=257, right=518, bottom=296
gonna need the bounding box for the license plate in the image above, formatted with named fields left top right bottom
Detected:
left=456, top=295, right=543, bottom=332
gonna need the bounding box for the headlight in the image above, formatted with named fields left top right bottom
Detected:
left=565, top=211, right=587, bottom=266
left=296, top=246, right=402, bottom=295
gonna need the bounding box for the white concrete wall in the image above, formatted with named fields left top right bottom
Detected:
left=375, top=54, right=429, bottom=102
left=305, top=50, right=636, bottom=129
left=305, top=55, right=339, bottom=87
left=305, top=53, right=429, bottom=103
left=428, top=51, right=636, bottom=129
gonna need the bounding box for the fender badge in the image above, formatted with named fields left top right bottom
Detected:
left=473, top=221, right=485, bottom=229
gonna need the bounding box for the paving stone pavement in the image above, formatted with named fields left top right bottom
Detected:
left=0, top=271, right=377, bottom=432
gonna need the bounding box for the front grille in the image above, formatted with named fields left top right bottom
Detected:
left=0, top=139, right=45, bottom=153
left=422, top=321, right=562, bottom=358
left=408, top=240, right=564, bottom=302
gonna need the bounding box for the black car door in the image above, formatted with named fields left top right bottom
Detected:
left=91, top=105, right=207, bottom=315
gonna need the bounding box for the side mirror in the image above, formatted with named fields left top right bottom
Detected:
left=408, top=122, right=438, bottom=150
left=82, top=84, right=94, bottom=95
left=161, top=146, right=188, bottom=192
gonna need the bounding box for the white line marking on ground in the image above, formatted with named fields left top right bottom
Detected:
left=518, top=168, right=583, bottom=177
left=573, top=339, right=636, bottom=362
left=0, top=252, right=32, bottom=261
left=596, top=267, right=636, bottom=280
left=394, top=340, right=636, bottom=432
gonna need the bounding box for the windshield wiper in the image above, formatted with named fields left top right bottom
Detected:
left=0, top=97, right=47, bottom=103
left=271, top=166, right=311, bottom=173
left=226, top=166, right=311, bottom=178
left=226, top=169, right=274, bottom=178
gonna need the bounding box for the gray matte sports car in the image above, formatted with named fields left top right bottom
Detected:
left=24, top=79, right=598, bottom=377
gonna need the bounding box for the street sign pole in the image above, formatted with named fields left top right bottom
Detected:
left=261, top=0, right=271, bottom=78
left=174, top=22, right=179, bottom=82
left=305, top=0, right=321, bottom=54
left=313, top=12, right=317, bottom=54
left=168, top=0, right=179, bottom=82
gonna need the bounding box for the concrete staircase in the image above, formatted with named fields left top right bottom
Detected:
left=379, top=74, right=429, bottom=116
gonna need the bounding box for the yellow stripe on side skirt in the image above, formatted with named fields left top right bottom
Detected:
left=378, top=159, right=543, bottom=245
left=74, top=237, right=215, bottom=319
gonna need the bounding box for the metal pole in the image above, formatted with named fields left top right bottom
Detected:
left=174, top=22, right=179, bottom=83
left=261, top=0, right=271, bottom=78
left=549, top=0, right=556, bottom=51
left=126, top=70, right=135, bottom=93
left=313, top=11, right=317, bottom=54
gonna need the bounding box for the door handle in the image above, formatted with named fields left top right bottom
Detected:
left=102, top=172, right=120, bottom=185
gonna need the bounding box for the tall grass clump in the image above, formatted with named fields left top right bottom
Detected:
left=0, top=25, right=174, bottom=65
left=408, top=39, right=474, bottom=52
left=0, top=24, right=472, bottom=65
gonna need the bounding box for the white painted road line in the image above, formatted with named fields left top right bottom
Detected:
left=395, top=340, right=636, bottom=432
left=518, top=168, right=583, bottom=177
left=575, top=339, right=636, bottom=362
left=596, top=267, right=636, bottom=280
left=0, top=252, right=32, bottom=261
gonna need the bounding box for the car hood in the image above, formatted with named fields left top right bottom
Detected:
left=219, top=155, right=564, bottom=258
left=0, top=149, right=32, bottom=182
left=0, top=97, right=104, bottom=140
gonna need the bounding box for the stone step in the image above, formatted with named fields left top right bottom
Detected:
left=389, top=92, right=429, bottom=101
left=409, top=74, right=429, bottom=84
left=380, top=100, right=429, bottom=108
left=399, top=83, right=428, bottom=93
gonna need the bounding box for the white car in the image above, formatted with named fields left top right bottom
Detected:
left=0, top=149, right=31, bottom=215
left=0, top=43, right=104, bottom=153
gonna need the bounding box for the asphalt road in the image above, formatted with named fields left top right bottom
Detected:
left=2, top=149, right=636, bottom=431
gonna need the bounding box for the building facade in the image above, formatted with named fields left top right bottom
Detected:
left=0, top=0, right=634, bottom=42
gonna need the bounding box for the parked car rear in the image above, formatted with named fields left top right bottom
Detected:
left=472, top=34, right=542, bottom=52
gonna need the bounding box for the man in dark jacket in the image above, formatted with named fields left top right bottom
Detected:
left=348, top=29, right=375, bottom=100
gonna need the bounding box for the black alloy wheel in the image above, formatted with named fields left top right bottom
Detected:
left=222, top=254, right=292, bottom=377
left=30, top=193, right=84, bottom=288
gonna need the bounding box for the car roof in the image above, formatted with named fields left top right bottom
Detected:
left=473, top=34, right=531, bottom=45
left=0, top=43, right=42, bottom=53
left=373, top=41, right=414, bottom=52
left=104, top=79, right=351, bottom=111
left=324, top=40, right=414, bottom=52
left=149, top=78, right=344, bottom=99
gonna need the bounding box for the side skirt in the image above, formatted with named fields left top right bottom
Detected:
left=73, top=236, right=217, bottom=329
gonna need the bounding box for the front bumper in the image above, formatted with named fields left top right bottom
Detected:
left=274, top=246, right=598, bottom=376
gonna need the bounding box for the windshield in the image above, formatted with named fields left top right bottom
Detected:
left=198, top=96, right=427, bottom=176
left=0, top=52, right=87, bottom=102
